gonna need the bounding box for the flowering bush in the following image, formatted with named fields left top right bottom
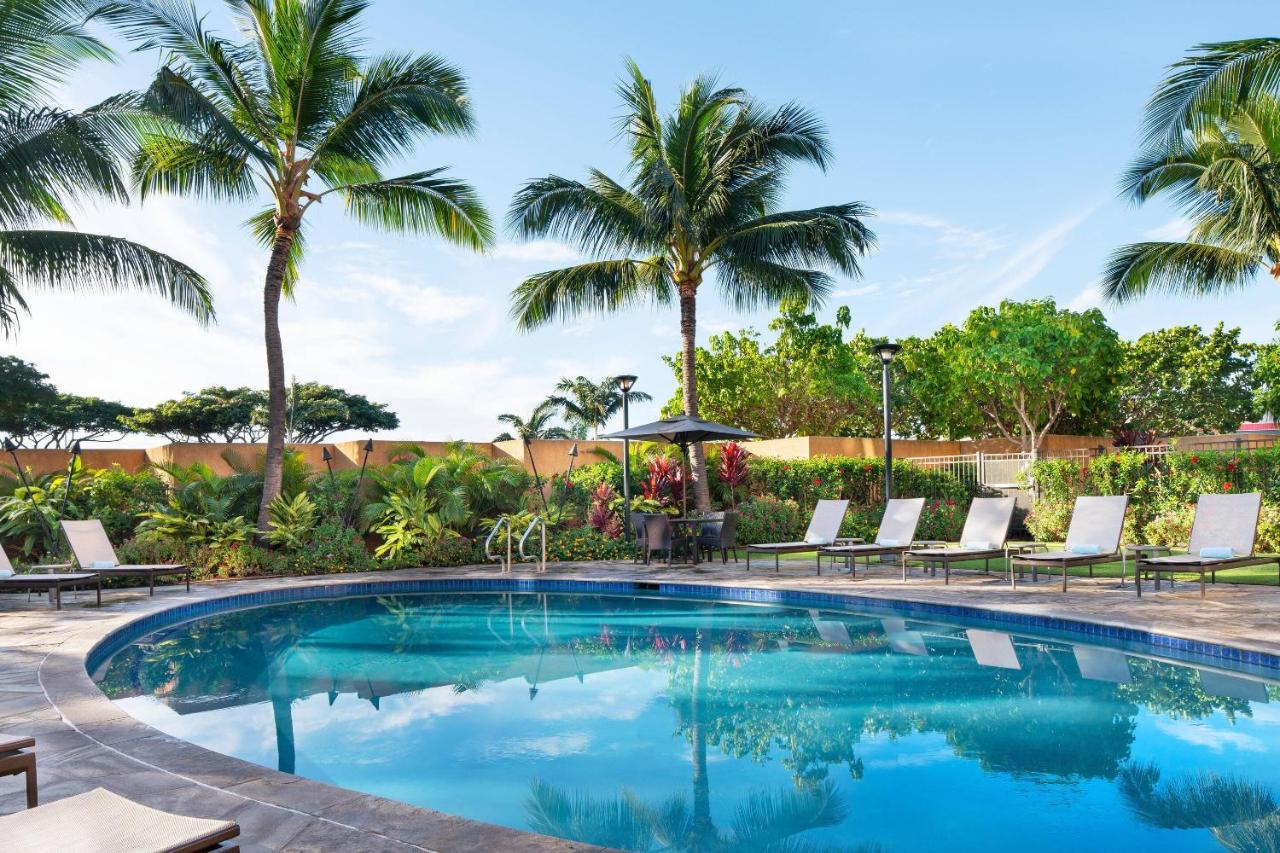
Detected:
left=547, top=527, right=632, bottom=561
left=917, top=499, right=966, bottom=541
left=717, top=442, right=749, bottom=508
left=735, top=497, right=805, bottom=545
left=587, top=482, right=623, bottom=538
left=747, top=456, right=973, bottom=505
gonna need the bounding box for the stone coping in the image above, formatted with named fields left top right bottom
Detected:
left=12, top=561, right=1280, bottom=849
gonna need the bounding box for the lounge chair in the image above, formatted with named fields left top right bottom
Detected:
left=902, top=497, right=1017, bottom=584
left=1009, top=495, right=1129, bottom=591
left=0, top=549, right=99, bottom=610
left=0, top=787, right=239, bottom=852
left=745, top=499, right=850, bottom=572
left=61, top=520, right=190, bottom=595
left=1135, top=492, right=1277, bottom=598
left=816, top=498, right=926, bottom=576
left=0, top=736, right=36, bottom=808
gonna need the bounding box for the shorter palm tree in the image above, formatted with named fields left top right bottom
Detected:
left=549, top=376, right=653, bottom=438
left=494, top=400, right=571, bottom=516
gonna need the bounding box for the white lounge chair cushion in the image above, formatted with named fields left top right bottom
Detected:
left=876, top=538, right=902, bottom=547
left=0, top=567, right=13, bottom=578
left=1068, top=544, right=1101, bottom=555
left=804, top=534, right=832, bottom=545
left=1199, top=546, right=1235, bottom=559
left=0, top=787, right=237, bottom=853
left=962, top=541, right=993, bottom=550
left=89, top=560, right=117, bottom=569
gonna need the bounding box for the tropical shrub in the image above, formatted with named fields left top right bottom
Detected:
left=718, top=442, right=749, bottom=508
left=263, top=492, right=320, bottom=550
left=747, top=457, right=973, bottom=506
left=917, top=499, right=967, bottom=542
left=80, top=467, right=167, bottom=542
left=1142, top=504, right=1196, bottom=548
left=546, top=528, right=632, bottom=562
left=586, top=483, right=623, bottom=538
left=735, top=497, right=806, bottom=545
left=275, top=522, right=377, bottom=575
left=1024, top=500, right=1075, bottom=543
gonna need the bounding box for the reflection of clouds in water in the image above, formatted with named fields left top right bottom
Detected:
left=115, top=695, right=279, bottom=763
left=1154, top=718, right=1267, bottom=753
left=859, top=731, right=959, bottom=770
left=864, top=748, right=958, bottom=770
left=484, top=733, right=593, bottom=759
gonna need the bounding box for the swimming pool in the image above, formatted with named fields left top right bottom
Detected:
left=94, top=588, right=1280, bottom=852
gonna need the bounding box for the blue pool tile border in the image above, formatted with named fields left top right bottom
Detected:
left=85, top=577, right=1280, bottom=678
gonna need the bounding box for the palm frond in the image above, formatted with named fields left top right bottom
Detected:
left=0, top=230, right=212, bottom=331
left=1102, top=240, right=1263, bottom=304
left=0, top=0, right=113, bottom=107
left=506, top=172, right=651, bottom=256
left=1143, top=38, right=1280, bottom=145
left=510, top=257, right=672, bottom=331
left=336, top=169, right=491, bottom=249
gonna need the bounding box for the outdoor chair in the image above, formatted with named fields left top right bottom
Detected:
left=1135, top=492, right=1276, bottom=598
left=902, top=497, right=1017, bottom=584
left=816, top=498, right=926, bottom=576
left=0, top=548, right=100, bottom=610
left=698, top=511, right=739, bottom=563
left=631, top=513, right=655, bottom=563
left=0, top=787, right=240, bottom=852
left=745, top=499, right=850, bottom=572
left=0, top=736, right=36, bottom=809
left=642, top=515, right=679, bottom=566
left=1009, top=495, right=1129, bottom=591
left=61, top=520, right=190, bottom=596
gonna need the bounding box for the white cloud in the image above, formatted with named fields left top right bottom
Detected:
left=341, top=270, right=486, bottom=325
left=833, top=283, right=882, bottom=298
left=1143, top=217, right=1192, bottom=242
left=1154, top=719, right=1267, bottom=753
left=492, top=240, right=581, bottom=263
left=1067, top=282, right=1104, bottom=311
left=983, top=207, right=1096, bottom=302
left=879, top=210, right=1003, bottom=261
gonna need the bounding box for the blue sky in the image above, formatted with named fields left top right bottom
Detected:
left=7, top=0, right=1280, bottom=445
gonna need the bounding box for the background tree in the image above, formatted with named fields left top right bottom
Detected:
left=1255, top=324, right=1280, bottom=419
left=663, top=303, right=880, bottom=438
left=549, top=376, right=652, bottom=438
left=1115, top=324, right=1257, bottom=439
left=508, top=61, right=874, bottom=510
left=0, top=356, right=57, bottom=439
left=1105, top=43, right=1280, bottom=306
left=277, top=381, right=400, bottom=443
left=493, top=400, right=572, bottom=443
left=918, top=299, right=1122, bottom=453
left=17, top=395, right=134, bottom=447
left=124, top=387, right=267, bottom=443
left=104, top=0, right=492, bottom=529
left=0, top=0, right=211, bottom=336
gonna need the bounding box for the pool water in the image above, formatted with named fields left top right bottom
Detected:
left=95, top=592, right=1280, bottom=852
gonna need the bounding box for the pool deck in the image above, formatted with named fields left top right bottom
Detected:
left=3, top=557, right=1280, bottom=850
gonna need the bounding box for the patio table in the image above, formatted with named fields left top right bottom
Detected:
left=669, top=518, right=704, bottom=565
left=1121, top=544, right=1172, bottom=588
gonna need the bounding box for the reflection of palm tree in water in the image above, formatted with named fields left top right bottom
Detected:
left=525, top=626, right=877, bottom=853
left=1117, top=762, right=1280, bottom=851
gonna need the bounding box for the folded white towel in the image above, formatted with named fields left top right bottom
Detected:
left=877, top=538, right=902, bottom=547
left=1068, top=544, right=1101, bottom=555
left=962, top=541, right=993, bottom=550
left=89, top=560, right=117, bottom=569
left=1199, top=546, right=1235, bottom=559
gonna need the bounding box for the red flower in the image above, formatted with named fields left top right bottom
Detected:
left=946, top=498, right=955, bottom=507
left=1079, top=466, right=1089, bottom=475
left=1223, top=482, right=1233, bottom=491
left=812, top=477, right=822, bottom=486
left=863, top=464, right=874, bottom=472
left=1190, top=455, right=1199, bottom=464
left=782, top=464, right=791, bottom=471
left=1226, top=461, right=1238, bottom=472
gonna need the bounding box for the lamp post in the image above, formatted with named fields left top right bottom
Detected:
left=341, top=439, right=375, bottom=530
left=552, top=443, right=579, bottom=524
left=871, top=342, right=901, bottom=503
left=614, top=375, right=638, bottom=537
left=321, top=447, right=336, bottom=488
left=58, top=441, right=81, bottom=525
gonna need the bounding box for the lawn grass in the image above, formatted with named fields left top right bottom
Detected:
left=745, top=543, right=1280, bottom=587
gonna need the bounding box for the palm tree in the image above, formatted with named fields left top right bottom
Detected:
left=0, top=0, right=211, bottom=336
left=494, top=399, right=570, bottom=516
left=549, top=375, right=652, bottom=438
left=1104, top=91, right=1280, bottom=304
left=508, top=61, right=875, bottom=510
left=100, top=0, right=492, bottom=529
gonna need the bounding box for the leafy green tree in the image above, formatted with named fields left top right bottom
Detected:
left=549, top=376, right=652, bottom=438
left=912, top=299, right=1122, bottom=452
left=508, top=61, right=874, bottom=510
left=17, top=395, right=134, bottom=447
left=494, top=400, right=572, bottom=443
left=1105, top=43, right=1280, bottom=305
left=124, top=387, right=267, bottom=443
left=102, top=0, right=492, bottom=529
left=0, top=0, right=210, bottom=336
left=1116, top=325, right=1257, bottom=438
left=1256, top=325, right=1280, bottom=419
left=277, top=381, right=399, bottom=443
left=0, top=356, right=56, bottom=438
left=663, top=303, right=882, bottom=438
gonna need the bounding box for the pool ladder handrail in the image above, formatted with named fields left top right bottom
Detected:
left=518, top=515, right=547, bottom=572
left=484, top=517, right=513, bottom=572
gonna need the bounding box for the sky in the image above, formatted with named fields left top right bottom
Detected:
left=7, top=0, right=1280, bottom=447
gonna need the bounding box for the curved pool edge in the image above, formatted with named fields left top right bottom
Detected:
left=39, top=569, right=1280, bottom=851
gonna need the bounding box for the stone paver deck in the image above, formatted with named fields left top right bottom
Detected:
left=2, top=558, right=1280, bottom=850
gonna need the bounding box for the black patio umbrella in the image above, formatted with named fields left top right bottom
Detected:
left=601, top=415, right=760, bottom=518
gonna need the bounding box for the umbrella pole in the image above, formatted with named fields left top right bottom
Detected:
left=681, top=442, right=689, bottom=519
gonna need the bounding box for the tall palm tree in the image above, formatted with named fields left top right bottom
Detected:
left=1105, top=39, right=1280, bottom=305
left=0, top=0, right=211, bottom=336
left=508, top=61, right=875, bottom=510
left=1104, top=93, right=1280, bottom=304
left=100, top=0, right=492, bottom=529
left=549, top=375, right=652, bottom=438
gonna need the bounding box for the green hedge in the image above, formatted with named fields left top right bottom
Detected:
left=1025, top=448, right=1280, bottom=547
left=746, top=456, right=976, bottom=505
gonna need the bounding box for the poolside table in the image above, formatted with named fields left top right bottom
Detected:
left=669, top=518, right=704, bottom=565
left=1121, top=544, right=1172, bottom=588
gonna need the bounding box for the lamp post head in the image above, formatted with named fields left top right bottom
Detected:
left=871, top=342, right=902, bottom=365
left=321, top=447, right=333, bottom=463
left=568, top=443, right=579, bottom=458
left=2, top=438, right=15, bottom=453
left=71, top=441, right=82, bottom=457
left=614, top=374, right=638, bottom=393
left=363, top=438, right=374, bottom=454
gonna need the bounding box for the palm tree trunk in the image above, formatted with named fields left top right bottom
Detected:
left=690, top=625, right=714, bottom=845
left=679, top=290, right=712, bottom=512
left=257, top=226, right=295, bottom=531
